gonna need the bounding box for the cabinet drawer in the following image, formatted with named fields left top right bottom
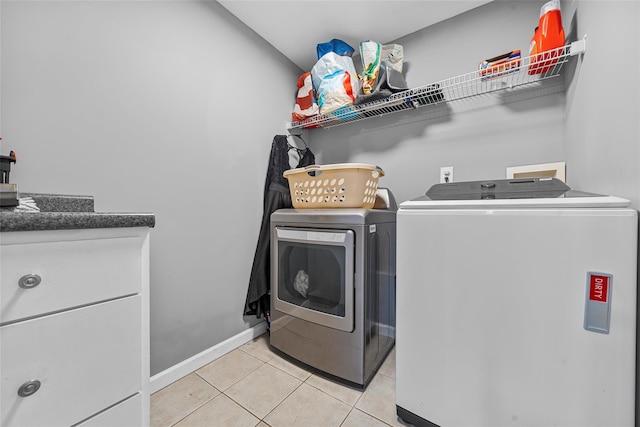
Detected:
left=1, top=234, right=143, bottom=324
left=0, top=296, right=142, bottom=427
left=77, top=393, right=142, bottom=427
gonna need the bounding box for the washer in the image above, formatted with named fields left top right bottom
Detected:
left=396, top=178, right=638, bottom=427
left=270, top=206, right=396, bottom=388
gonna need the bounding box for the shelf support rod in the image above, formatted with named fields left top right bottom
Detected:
left=569, top=34, right=587, bottom=56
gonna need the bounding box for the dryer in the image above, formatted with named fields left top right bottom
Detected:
left=270, top=207, right=396, bottom=388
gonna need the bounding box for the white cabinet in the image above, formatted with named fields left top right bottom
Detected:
left=0, top=227, right=150, bottom=427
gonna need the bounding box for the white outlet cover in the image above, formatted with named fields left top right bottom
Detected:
left=440, top=166, right=454, bottom=183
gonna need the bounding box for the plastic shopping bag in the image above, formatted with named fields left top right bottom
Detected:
left=354, top=42, right=408, bottom=105
left=311, top=52, right=360, bottom=115
left=353, top=65, right=409, bottom=105
left=359, top=41, right=382, bottom=95
left=381, top=43, right=404, bottom=72
left=291, top=72, right=319, bottom=123
left=316, top=38, right=355, bottom=59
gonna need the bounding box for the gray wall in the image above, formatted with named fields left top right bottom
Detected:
left=1, top=0, right=302, bottom=375
left=309, top=1, right=565, bottom=203
left=2, top=0, right=639, bottom=377
left=309, top=0, right=640, bottom=207
left=563, top=0, right=640, bottom=206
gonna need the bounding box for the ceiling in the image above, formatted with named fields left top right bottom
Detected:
left=218, top=0, right=493, bottom=72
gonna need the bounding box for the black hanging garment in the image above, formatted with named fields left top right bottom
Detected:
left=244, top=135, right=315, bottom=322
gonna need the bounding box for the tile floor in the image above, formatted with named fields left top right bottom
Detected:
left=151, top=333, right=412, bottom=427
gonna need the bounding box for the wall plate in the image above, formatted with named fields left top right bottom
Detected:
left=506, top=161, right=566, bottom=182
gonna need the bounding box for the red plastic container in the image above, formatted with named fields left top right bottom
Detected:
left=528, top=0, right=565, bottom=75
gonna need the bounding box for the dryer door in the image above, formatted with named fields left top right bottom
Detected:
left=273, top=227, right=354, bottom=332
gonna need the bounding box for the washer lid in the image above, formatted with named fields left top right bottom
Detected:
left=401, top=178, right=632, bottom=209
left=426, top=177, right=571, bottom=200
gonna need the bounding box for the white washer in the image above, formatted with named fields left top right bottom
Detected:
left=396, top=178, right=638, bottom=427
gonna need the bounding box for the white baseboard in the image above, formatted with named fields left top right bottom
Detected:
left=150, top=322, right=268, bottom=394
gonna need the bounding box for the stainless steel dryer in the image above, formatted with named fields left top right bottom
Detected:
left=269, top=206, right=396, bottom=388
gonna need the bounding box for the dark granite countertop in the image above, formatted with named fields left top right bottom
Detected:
left=23, top=192, right=95, bottom=212
left=0, top=193, right=155, bottom=232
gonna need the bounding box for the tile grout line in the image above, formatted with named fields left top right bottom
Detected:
left=204, top=354, right=308, bottom=424
left=237, top=339, right=275, bottom=363
left=192, top=348, right=265, bottom=393
left=301, top=376, right=362, bottom=408
left=337, top=406, right=394, bottom=427
left=183, top=356, right=268, bottom=426
left=226, top=351, right=393, bottom=424
left=222, top=374, right=306, bottom=424
left=255, top=376, right=307, bottom=425
left=167, top=381, right=220, bottom=427
left=157, top=336, right=397, bottom=427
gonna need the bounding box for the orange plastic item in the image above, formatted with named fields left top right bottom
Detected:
left=479, top=50, right=521, bottom=78
left=528, top=0, right=565, bottom=75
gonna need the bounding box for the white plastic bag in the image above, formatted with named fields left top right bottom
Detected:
left=359, top=41, right=382, bottom=95
left=381, top=43, right=404, bottom=72
left=311, top=52, right=360, bottom=115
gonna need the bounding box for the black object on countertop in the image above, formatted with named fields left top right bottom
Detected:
left=1, top=151, right=17, bottom=184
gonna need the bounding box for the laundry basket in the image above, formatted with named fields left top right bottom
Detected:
left=284, top=163, right=384, bottom=209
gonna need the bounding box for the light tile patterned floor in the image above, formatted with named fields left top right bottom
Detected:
left=151, top=333, right=412, bottom=427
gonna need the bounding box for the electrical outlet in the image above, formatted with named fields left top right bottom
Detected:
left=440, top=166, right=454, bottom=183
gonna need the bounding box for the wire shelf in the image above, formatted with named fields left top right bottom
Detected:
left=287, top=37, right=586, bottom=131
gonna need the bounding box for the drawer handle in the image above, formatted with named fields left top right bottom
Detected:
left=18, top=274, right=41, bottom=289
left=18, top=380, right=41, bottom=397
